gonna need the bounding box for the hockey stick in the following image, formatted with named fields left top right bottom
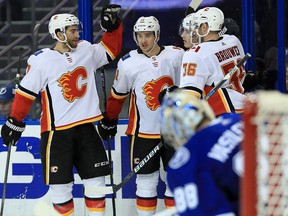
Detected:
left=85, top=141, right=164, bottom=195
left=185, top=0, right=203, bottom=15
left=0, top=47, right=23, bottom=216
left=0, top=144, right=12, bottom=216
left=100, top=66, right=116, bottom=216
left=205, top=53, right=251, bottom=100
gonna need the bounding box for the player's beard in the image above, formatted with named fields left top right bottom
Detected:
left=67, top=38, right=78, bottom=49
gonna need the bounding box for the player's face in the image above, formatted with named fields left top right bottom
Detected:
left=181, top=29, right=193, bottom=48
left=181, top=29, right=198, bottom=49
left=136, top=32, right=157, bottom=53
left=65, top=25, right=80, bottom=48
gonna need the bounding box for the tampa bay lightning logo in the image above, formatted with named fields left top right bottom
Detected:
left=169, top=147, right=190, bottom=169
left=0, top=87, right=7, bottom=95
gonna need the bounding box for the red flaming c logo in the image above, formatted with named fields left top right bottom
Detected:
left=142, top=76, right=174, bottom=111
left=58, top=67, right=87, bottom=103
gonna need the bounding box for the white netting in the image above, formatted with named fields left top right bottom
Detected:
left=252, top=91, right=288, bottom=216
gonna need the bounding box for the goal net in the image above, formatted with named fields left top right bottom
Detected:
left=242, top=91, right=288, bottom=216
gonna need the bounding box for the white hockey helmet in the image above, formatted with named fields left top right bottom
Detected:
left=179, top=13, right=195, bottom=35
left=194, top=7, right=224, bottom=32
left=133, top=16, right=160, bottom=44
left=160, top=89, right=215, bottom=149
left=48, top=13, right=80, bottom=41
left=179, top=13, right=198, bottom=46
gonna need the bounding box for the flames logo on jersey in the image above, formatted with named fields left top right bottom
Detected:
left=142, top=76, right=174, bottom=111
left=57, top=66, right=88, bottom=103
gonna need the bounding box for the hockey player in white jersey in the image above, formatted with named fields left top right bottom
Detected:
left=1, top=5, right=122, bottom=216
left=160, top=89, right=243, bottom=216
left=179, top=7, right=247, bottom=116
left=97, top=16, right=184, bottom=215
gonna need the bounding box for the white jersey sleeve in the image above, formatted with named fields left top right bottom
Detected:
left=171, top=46, right=185, bottom=86
left=91, top=42, right=110, bottom=69
left=112, top=55, right=133, bottom=94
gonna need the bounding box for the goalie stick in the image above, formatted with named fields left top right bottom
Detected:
left=205, top=53, right=251, bottom=100
left=85, top=142, right=164, bottom=196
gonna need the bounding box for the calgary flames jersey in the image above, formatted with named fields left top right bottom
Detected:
left=180, top=34, right=247, bottom=115
left=17, top=40, right=113, bottom=132
left=106, top=46, right=184, bottom=138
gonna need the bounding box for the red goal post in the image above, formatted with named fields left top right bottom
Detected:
left=242, top=91, right=288, bottom=216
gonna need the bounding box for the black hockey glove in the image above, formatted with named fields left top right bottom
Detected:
left=98, top=116, right=118, bottom=140
left=1, top=116, right=26, bottom=146
left=100, top=4, right=121, bottom=32
left=158, top=85, right=179, bottom=104
left=243, top=70, right=258, bottom=92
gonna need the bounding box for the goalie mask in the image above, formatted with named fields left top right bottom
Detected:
left=48, top=13, right=82, bottom=50
left=160, top=90, right=215, bottom=149
left=193, top=7, right=224, bottom=38
left=133, top=16, right=160, bottom=45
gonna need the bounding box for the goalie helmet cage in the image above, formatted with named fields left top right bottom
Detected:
left=241, top=91, right=288, bottom=216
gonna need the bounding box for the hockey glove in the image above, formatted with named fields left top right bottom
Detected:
left=1, top=116, right=26, bottom=146
left=98, top=116, right=118, bottom=140
left=158, top=85, right=179, bottom=104
left=243, top=70, right=258, bottom=92
left=100, top=4, right=121, bottom=32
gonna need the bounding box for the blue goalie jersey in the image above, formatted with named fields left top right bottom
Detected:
left=167, top=113, right=243, bottom=216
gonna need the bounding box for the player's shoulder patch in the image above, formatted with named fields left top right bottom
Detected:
left=169, top=147, right=190, bottom=169
left=33, top=50, right=43, bottom=56
left=121, top=53, right=131, bottom=61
